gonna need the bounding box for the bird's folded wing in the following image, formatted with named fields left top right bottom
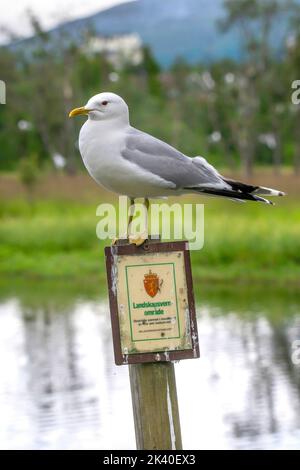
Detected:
left=121, top=128, right=228, bottom=190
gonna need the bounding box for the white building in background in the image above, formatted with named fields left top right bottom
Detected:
left=82, top=33, right=143, bottom=69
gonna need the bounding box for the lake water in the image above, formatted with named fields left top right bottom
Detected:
left=0, top=284, right=300, bottom=450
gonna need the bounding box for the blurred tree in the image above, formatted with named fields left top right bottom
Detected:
left=19, top=153, right=39, bottom=202
left=219, top=0, right=288, bottom=175
left=286, top=3, right=300, bottom=174
left=0, top=12, right=112, bottom=174
left=0, top=3, right=299, bottom=178
left=0, top=48, right=22, bottom=170
left=142, top=46, right=162, bottom=97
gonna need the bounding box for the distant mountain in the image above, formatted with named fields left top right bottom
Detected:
left=52, top=0, right=235, bottom=67
left=12, top=0, right=290, bottom=68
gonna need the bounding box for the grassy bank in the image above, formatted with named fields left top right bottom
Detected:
left=0, top=173, right=299, bottom=285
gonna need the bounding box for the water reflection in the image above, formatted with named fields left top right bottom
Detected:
left=0, top=287, right=299, bottom=450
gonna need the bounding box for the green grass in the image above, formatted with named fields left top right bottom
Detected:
left=191, top=197, right=300, bottom=284
left=0, top=196, right=299, bottom=285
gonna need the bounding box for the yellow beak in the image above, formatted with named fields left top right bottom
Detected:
left=69, top=106, right=89, bottom=118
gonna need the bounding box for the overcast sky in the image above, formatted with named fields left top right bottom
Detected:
left=0, top=0, right=135, bottom=43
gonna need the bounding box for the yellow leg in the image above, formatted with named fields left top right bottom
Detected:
left=129, top=198, right=149, bottom=246
left=127, top=198, right=135, bottom=235
left=145, top=198, right=150, bottom=212
left=112, top=197, right=134, bottom=245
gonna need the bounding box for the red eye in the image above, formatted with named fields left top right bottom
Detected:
left=102, top=101, right=108, bottom=106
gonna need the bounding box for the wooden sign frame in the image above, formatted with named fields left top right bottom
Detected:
left=105, top=240, right=200, bottom=365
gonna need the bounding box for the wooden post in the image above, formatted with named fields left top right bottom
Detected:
left=105, top=239, right=200, bottom=450
left=129, top=362, right=182, bottom=450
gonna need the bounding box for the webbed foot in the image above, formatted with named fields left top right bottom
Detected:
left=128, top=231, right=148, bottom=246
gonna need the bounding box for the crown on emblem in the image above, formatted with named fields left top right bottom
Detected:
left=144, top=270, right=158, bottom=281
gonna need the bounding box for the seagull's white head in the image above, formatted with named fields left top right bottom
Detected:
left=69, top=92, right=129, bottom=123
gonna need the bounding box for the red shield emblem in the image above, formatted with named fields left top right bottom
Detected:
left=143, top=270, right=160, bottom=298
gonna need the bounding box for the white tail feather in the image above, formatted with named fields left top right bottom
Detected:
left=253, top=186, right=286, bottom=197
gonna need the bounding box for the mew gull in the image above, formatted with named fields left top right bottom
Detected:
left=69, top=92, right=285, bottom=245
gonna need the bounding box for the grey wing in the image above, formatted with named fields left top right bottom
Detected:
left=122, top=128, right=229, bottom=190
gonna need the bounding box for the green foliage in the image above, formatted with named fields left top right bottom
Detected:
left=0, top=195, right=299, bottom=283
left=0, top=3, right=300, bottom=175
left=142, top=46, right=162, bottom=97
left=19, top=153, right=39, bottom=191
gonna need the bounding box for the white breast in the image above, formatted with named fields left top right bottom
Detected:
left=79, top=119, right=124, bottom=190
left=78, top=120, right=174, bottom=198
